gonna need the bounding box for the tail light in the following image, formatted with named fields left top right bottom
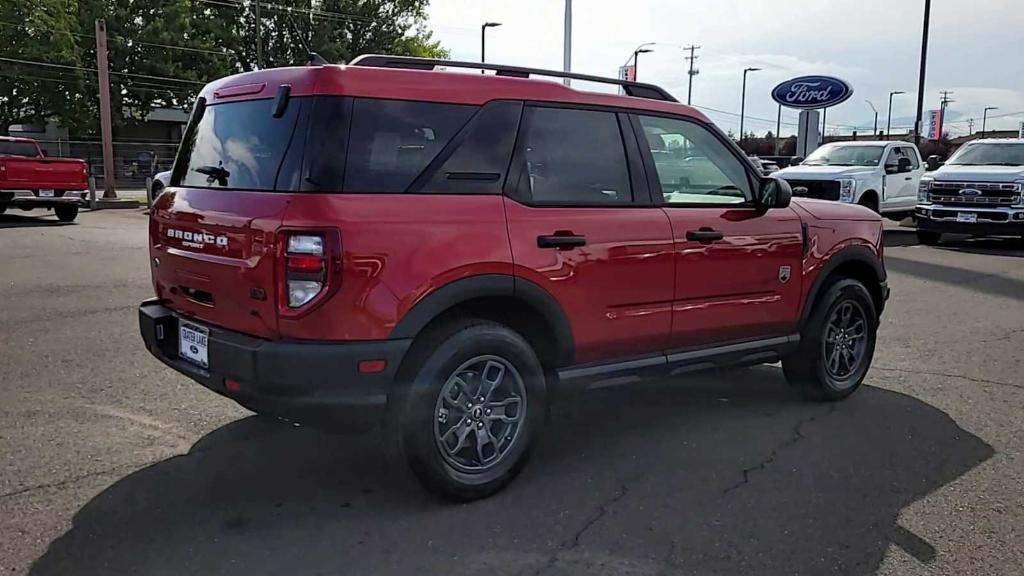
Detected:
left=277, top=230, right=342, bottom=317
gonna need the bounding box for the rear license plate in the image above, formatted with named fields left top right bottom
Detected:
left=957, top=212, right=977, bottom=223
left=179, top=321, right=209, bottom=368
left=39, top=189, right=54, bottom=197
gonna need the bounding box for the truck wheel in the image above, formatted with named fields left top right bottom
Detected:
left=54, top=204, right=79, bottom=222
left=858, top=195, right=879, bottom=213
left=916, top=230, right=941, bottom=245
left=783, top=278, right=878, bottom=401
left=390, top=320, right=547, bottom=501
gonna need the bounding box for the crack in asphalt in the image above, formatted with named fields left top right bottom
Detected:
left=530, top=482, right=631, bottom=576
left=721, top=404, right=837, bottom=496
left=0, top=462, right=144, bottom=501
left=874, top=366, right=1024, bottom=391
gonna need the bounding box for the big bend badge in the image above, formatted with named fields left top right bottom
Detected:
left=778, top=266, right=792, bottom=284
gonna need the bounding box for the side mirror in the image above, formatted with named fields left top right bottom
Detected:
left=790, top=156, right=804, bottom=166
left=897, top=157, right=912, bottom=173
left=40, top=149, right=48, bottom=157
left=926, top=155, right=943, bottom=171
left=759, top=177, right=792, bottom=210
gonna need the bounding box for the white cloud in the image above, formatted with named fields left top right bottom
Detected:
left=427, top=0, right=1024, bottom=136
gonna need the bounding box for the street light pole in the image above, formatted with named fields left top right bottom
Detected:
left=887, top=90, right=905, bottom=138
left=913, top=0, right=932, bottom=147
left=739, top=67, right=761, bottom=145
left=866, top=99, right=879, bottom=137
left=982, top=106, right=998, bottom=137
left=481, top=22, right=501, bottom=66
left=562, top=0, right=572, bottom=85
left=627, top=43, right=655, bottom=81
left=775, top=103, right=782, bottom=155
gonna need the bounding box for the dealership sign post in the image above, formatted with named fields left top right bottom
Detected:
left=772, top=75, right=854, bottom=157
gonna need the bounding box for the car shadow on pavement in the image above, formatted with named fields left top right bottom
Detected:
left=0, top=214, right=75, bottom=228
left=30, top=367, right=992, bottom=576
left=886, top=255, right=1024, bottom=302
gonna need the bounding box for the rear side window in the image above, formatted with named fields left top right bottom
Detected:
left=344, top=99, right=476, bottom=193
left=512, top=106, right=632, bottom=205
left=176, top=98, right=302, bottom=190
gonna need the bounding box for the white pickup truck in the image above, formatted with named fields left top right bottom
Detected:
left=774, top=141, right=924, bottom=219
left=915, top=138, right=1024, bottom=244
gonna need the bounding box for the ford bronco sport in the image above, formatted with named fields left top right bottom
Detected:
left=139, top=55, right=888, bottom=500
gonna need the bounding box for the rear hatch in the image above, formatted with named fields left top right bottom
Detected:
left=149, top=89, right=309, bottom=338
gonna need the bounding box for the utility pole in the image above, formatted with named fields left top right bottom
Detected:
left=966, top=118, right=975, bottom=135
left=562, top=0, right=571, bottom=86
left=913, top=0, right=932, bottom=147
left=939, top=90, right=954, bottom=140
left=255, top=0, right=263, bottom=69
left=684, top=44, right=700, bottom=105
left=95, top=19, right=116, bottom=199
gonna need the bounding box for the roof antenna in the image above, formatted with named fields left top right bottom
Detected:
left=281, top=9, right=324, bottom=66
left=307, top=52, right=328, bottom=66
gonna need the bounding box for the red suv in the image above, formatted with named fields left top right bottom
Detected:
left=139, top=55, right=888, bottom=500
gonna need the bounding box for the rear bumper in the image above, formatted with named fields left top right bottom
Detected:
left=1, top=190, right=86, bottom=208
left=138, top=299, right=411, bottom=432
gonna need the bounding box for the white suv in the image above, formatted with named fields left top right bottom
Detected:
left=774, top=141, right=924, bottom=218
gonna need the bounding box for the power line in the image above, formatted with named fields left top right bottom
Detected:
left=0, top=56, right=207, bottom=85
left=196, top=0, right=375, bottom=23
left=0, top=20, right=232, bottom=56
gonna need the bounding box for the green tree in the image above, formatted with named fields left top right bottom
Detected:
left=1, top=0, right=447, bottom=135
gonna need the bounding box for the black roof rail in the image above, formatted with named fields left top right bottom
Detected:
left=348, top=54, right=678, bottom=103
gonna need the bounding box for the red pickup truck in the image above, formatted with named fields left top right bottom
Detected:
left=0, top=136, right=88, bottom=222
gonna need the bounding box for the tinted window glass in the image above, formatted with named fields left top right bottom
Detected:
left=344, top=99, right=476, bottom=193
left=419, top=101, right=522, bottom=194
left=515, top=107, right=631, bottom=204
left=638, top=115, right=751, bottom=205
left=178, top=98, right=300, bottom=190
left=0, top=141, right=39, bottom=157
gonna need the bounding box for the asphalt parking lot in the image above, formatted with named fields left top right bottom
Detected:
left=1, top=208, right=1022, bottom=575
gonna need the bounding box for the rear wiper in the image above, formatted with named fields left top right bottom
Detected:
left=195, top=165, right=230, bottom=186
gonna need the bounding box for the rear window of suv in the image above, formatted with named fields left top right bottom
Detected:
left=175, top=98, right=303, bottom=190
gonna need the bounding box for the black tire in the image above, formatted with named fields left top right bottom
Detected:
left=389, top=319, right=547, bottom=501
left=0, top=204, right=6, bottom=215
left=917, top=230, right=941, bottom=245
left=54, top=204, right=79, bottom=222
left=858, top=194, right=879, bottom=213
left=783, top=278, right=878, bottom=401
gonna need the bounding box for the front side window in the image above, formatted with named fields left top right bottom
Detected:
left=178, top=98, right=301, bottom=190
left=513, top=106, right=632, bottom=204
left=901, top=147, right=920, bottom=169
left=638, top=115, right=751, bottom=205
left=884, top=147, right=902, bottom=172
left=804, top=144, right=885, bottom=167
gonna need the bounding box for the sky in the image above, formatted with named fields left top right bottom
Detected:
left=425, top=0, right=1024, bottom=138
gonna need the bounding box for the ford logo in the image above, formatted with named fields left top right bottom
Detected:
left=959, top=188, right=983, bottom=196
left=772, top=76, right=854, bottom=110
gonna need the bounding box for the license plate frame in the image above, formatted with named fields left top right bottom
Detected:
left=39, top=189, right=55, bottom=197
left=179, top=321, right=210, bottom=369
left=956, top=212, right=977, bottom=223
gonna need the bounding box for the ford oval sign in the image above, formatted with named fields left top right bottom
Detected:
left=772, top=76, right=853, bottom=110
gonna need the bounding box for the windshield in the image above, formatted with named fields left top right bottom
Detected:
left=947, top=143, right=1024, bottom=166
left=176, top=98, right=301, bottom=190
left=802, top=145, right=885, bottom=166
left=0, top=141, right=39, bottom=157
